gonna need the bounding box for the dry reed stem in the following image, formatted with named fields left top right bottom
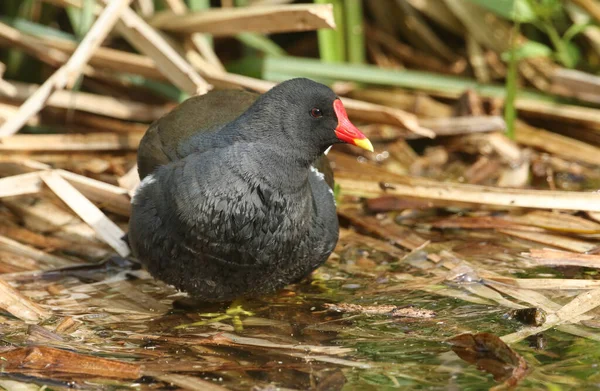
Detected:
left=0, top=278, right=50, bottom=322
left=0, top=22, right=69, bottom=67
left=29, top=35, right=165, bottom=80
left=149, top=4, right=335, bottom=35
left=1, top=81, right=168, bottom=121
left=58, top=170, right=132, bottom=217
left=515, top=121, right=600, bottom=166
left=499, top=229, right=597, bottom=253
left=100, top=0, right=211, bottom=96
left=0, top=221, right=110, bottom=258
left=335, top=175, right=600, bottom=212
left=0, top=235, right=74, bottom=269
left=0, top=172, right=43, bottom=198
left=0, top=346, right=142, bottom=379
left=135, top=0, right=154, bottom=17
left=516, top=98, right=600, bottom=131
left=40, top=171, right=130, bottom=257
left=366, top=25, right=464, bottom=75
left=489, top=277, right=600, bottom=290
left=45, top=0, right=211, bottom=93
left=340, top=97, right=435, bottom=138
left=0, top=62, right=17, bottom=98
left=442, top=259, right=598, bottom=343
left=0, top=133, right=143, bottom=151
left=0, top=0, right=134, bottom=138
left=419, top=116, right=506, bottom=137
left=0, top=102, right=39, bottom=126
left=571, top=0, right=600, bottom=23
left=525, top=248, right=600, bottom=268
left=117, top=165, right=141, bottom=197
left=550, top=68, right=600, bottom=104
left=163, top=0, right=225, bottom=73
left=508, top=210, right=600, bottom=234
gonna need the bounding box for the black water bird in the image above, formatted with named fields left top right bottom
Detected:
left=128, top=78, right=373, bottom=302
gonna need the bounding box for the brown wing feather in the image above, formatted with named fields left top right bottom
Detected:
left=137, top=90, right=258, bottom=179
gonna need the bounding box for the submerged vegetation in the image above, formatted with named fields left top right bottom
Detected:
left=1, top=0, right=600, bottom=389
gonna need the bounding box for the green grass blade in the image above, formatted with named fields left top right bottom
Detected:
left=236, top=33, right=286, bottom=57
left=67, top=0, right=95, bottom=40
left=504, top=21, right=520, bottom=140
left=1, top=17, right=77, bottom=41
left=252, top=55, right=558, bottom=104
left=314, top=0, right=345, bottom=63
left=343, top=0, right=365, bottom=64
left=5, top=0, right=34, bottom=78
left=465, top=0, right=536, bottom=22
left=188, top=0, right=210, bottom=8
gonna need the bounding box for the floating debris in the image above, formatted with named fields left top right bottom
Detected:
left=505, top=307, right=547, bottom=327
left=324, top=303, right=436, bottom=318
left=447, top=332, right=530, bottom=390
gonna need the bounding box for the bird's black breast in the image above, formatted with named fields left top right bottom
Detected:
left=128, top=150, right=338, bottom=301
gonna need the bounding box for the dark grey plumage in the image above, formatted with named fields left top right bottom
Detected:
left=128, top=79, right=342, bottom=301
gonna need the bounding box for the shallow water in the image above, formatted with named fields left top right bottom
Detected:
left=2, top=215, right=600, bottom=391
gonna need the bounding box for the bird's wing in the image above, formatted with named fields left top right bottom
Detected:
left=137, top=90, right=259, bottom=180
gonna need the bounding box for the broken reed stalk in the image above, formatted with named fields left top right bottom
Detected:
left=40, top=171, right=130, bottom=257
left=0, top=346, right=142, bottom=379
left=149, top=3, right=336, bottom=35
left=49, top=0, right=211, bottom=94
left=525, top=248, right=600, bottom=268
left=163, top=0, right=225, bottom=73
left=0, top=235, right=74, bottom=269
left=0, top=172, right=43, bottom=198
left=0, top=0, right=133, bottom=138
left=99, top=0, right=211, bottom=96
left=0, top=277, right=50, bottom=322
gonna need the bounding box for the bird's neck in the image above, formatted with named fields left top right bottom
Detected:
left=222, top=109, right=321, bottom=193
left=244, top=144, right=316, bottom=193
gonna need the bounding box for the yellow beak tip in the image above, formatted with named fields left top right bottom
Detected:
left=354, top=138, right=374, bottom=152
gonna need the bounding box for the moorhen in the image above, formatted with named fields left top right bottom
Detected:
left=129, top=78, right=372, bottom=302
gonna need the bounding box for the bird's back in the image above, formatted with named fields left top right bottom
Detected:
left=137, top=90, right=258, bottom=180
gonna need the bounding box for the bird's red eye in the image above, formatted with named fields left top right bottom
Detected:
left=310, top=107, right=323, bottom=118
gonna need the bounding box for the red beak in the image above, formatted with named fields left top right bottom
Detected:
left=333, top=99, right=373, bottom=152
